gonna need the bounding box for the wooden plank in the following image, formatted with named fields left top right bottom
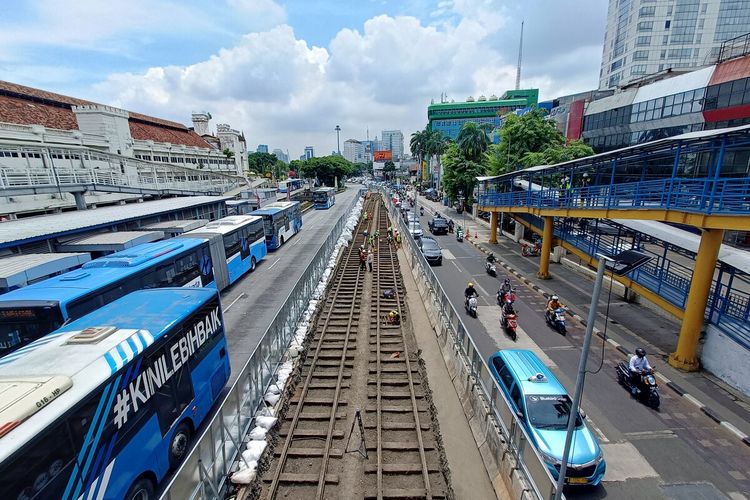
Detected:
left=265, top=473, right=340, bottom=484
left=275, top=447, right=344, bottom=457
left=364, top=463, right=440, bottom=473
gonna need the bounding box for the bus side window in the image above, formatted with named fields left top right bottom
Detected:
left=174, top=251, right=201, bottom=285
left=151, top=339, right=195, bottom=434
left=0, top=422, right=76, bottom=499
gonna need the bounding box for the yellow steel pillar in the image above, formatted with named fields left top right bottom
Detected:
left=489, top=212, right=499, bottom=244
left=669, top=228, right=724, bottom=371
left=537, top=216, right=554, bottom=279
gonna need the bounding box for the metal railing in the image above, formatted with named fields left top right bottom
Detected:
left=478, top=177, right=750, bottom=215
left=381, top=190, right=560, bottom=499
left=160, top=191, right=361, bottom=499
left=718, top=32, right=750, bottom=62
left=0, top=144, right=242, bottom=195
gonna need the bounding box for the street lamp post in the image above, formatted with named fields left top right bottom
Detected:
left=553, top=250, right=651, bottom=500
left=335, top=125, right=341, bottom=155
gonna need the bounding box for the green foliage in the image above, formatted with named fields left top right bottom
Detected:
left=484, top=108, right=594, bottom=174
left=457, top=122, right=492, bottom=161
left=441, top=143, right=484, bottom=204
left=299, top=155, right=354, bottom=185
left=248, top=152, right=279, bottom=176
left=351, top=162, right=371, bottom=176
left=383, top=160, right=396, bottom=180
left=222, top=148, right=235, bottom=159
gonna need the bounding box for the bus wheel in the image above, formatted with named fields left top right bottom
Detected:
left=250, top=257, right=257, bottom=272
left=125, top=477, right=155, bottom=500
left=169, top=422, right=192, bottom=469
left=280, top=236, right=285, bottom=245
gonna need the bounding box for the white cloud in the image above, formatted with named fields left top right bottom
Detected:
left=227, top=0, right=287, bottom=29
left=90, top=3, right=603, bottom=157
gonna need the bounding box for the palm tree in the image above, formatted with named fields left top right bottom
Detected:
left=410, top=128, right=430, bottom=183
left=426, top=130, right=448, bottom=190
left=457, top=122, right=491, bottom=161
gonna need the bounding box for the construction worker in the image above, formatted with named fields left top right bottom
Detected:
left=366, top=249, right=374, bottom=272
left=395, top=230, right=402, bottom=249
left=387, top=310, right=401, bottom=325
left=359, top=245, right=367, bottom=271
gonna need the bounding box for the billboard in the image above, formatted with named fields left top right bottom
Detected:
left=374, top=150, right=392, bottom=162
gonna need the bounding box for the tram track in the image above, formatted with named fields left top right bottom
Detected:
left=257, top=195, right=450, bottom=500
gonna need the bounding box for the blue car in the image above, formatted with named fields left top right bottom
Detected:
left=488, top=349, right=606, bottom=486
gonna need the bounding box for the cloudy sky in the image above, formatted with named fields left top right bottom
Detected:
left=0, top=0, right=607, bottom=159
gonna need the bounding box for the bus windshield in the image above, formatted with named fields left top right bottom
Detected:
left=0, top=306, right=64, bottom=357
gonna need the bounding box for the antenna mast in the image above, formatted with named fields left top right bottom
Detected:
left=515, top=20, right=524, bottom=90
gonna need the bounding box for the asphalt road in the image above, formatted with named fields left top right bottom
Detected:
left=220, top=186, right=361, bottom=382
left=414, top=202, right=750, bottom=500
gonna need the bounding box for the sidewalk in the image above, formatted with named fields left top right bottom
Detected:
left=417, top=195, right=750, bottom=446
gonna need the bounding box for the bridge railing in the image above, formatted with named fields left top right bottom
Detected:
left=478, top=177, right=750, bottom=215
left=0, top=144, right=242, bottom=194
left=160, top=191, right=361, bottom=499
left=382, top=190, right=561, bottom=499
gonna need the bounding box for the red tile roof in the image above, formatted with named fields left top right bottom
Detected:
left=0, top=80, right=211, bottom=149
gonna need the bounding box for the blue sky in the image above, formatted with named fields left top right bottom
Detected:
left=0, top=0, right=607, bottom=157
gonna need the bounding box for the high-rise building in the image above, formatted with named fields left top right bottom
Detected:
left=256, top=144, right=269, bottom=153
left=599, top=0, right=750, bottom=90
left=380, top=130, right=404, bottom=160
left=343, top=139, right=364, bottom=163
left=272, top=148, right=288, bottom=163
left=304, top=146, right=315, bottom=160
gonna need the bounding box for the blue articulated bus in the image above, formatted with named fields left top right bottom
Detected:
left=0, top=287, right=230, bottom=500
left=251, top=201, right=302, bottom=250
left=0, top=239, right=215, bottom=360
left=312, top=187, right=336, bottom=209
left=182, top=215, right=267, bottom=287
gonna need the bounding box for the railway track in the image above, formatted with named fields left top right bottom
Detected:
left=259, top=195, right=450, bottom=500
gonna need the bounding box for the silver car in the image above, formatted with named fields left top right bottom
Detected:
left=407, top=220, right=423, bottom=238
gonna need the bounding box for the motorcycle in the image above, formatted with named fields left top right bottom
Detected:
left=465, top=296, right=478, bottom=317
left=615, top=363, right=660, bottom=410
left=420, top=207, right=424, bottom=216
left=545, top=307, right=567, bottom=335
left=456, top=229, right=464, bottom=242
left=496, top=288, right=516, bottom=306
left=485, top=261, right=497, bottom=277
left=500, top=303, right=518, bottom=341
left=521, top=241, right=542, bottom=257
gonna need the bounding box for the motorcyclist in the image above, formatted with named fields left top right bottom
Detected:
left=464, top=282, right=478, bottom=303
left=448, top=220, right=454, bottom=233
left=546, top=295, right=562, bottom=316
left=486, top=253, right=496, bottom=264
left=419, top=206, right=424, bottom=216
left=629, top=348, right=652, bottom=394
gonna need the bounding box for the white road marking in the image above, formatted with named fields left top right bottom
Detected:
left=442, top=248, right=457, bottom=260
left=452, top=261, right=462, bottom=273
left=720, top=421, right=749, bottom=440
left=587, top=419, right=610, bottom=443
left=684, top=393, right=704, bottom=408
left=598, top=442, right=659, bottom=481
left=267, top=258, right=281, bottom=270
left=223, top=292, right=246, bottom=313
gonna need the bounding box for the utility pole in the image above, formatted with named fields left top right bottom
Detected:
left=335, top=125, right=341, bottom=155
left=515, top=20, right=524, bottom=91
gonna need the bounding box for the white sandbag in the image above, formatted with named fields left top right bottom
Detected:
left=243, top=439, right=267, bottom=461
left=231, top=465, right=256, bottom=484
left=248, top=426, right=267, bottom=440
left=256, top=415, right=278, bottom=429
left=267, top=384, right=281, bottom=395
left=265, top=392, right=280, bottom=406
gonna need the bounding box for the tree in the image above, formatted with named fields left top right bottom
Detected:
left=248, top=152, right=279, bottom=176
left=410, top=128, right=429, bottom=168
left=441, top=143, right=484, bottom=205
left=383, top=160, right=396, bottom=180
left=457, top=122, right=492, bottom=161
left=222, top=148, right=235, bottom=159
left=425, top=129, right=448, bottom=186
left=300, top=155, right=354, bottom=186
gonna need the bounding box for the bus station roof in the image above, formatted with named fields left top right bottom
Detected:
left=0, top=196, right=230, bottom=249
left=57, top=231, right=165, bottom=253
left=142, top=219, right=209, bottom=234
left=0, top=253, right=91, bottom=289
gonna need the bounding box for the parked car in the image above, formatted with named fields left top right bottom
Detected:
left=488, top=349, right=606, bottom=486
left=428, top=217, right=449, bottom=235
left=407, top=220, right=423, bottom=238
left=419, top=236, right=443, bottom=265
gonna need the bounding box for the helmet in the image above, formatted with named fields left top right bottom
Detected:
left=583, top=172, right=589, bottom=178
left=551, top=295, right=559, bottom=301
left=467, top=282, right=474, bottom=288
left=635, top=348, right=646, bottom=358
left=504, top=279, right=511, bottom=285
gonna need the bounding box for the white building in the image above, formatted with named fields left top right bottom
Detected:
left=599, top=0, right=750, bottom=89
left=380, top=130, right=404, bottom=160
left=343, top=139, right=364, bottom=163
left=304, top=146, right=315, bottom=160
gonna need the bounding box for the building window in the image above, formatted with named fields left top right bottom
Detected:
left=665, top=20, right=671, bottom=29
left=698, top=18, right=704, bottom=29
left=631, top=65, right=648, bottom=75
left=660, top=49, right=667, bottom=59
left=611, top=58, right=625, bottom=71
left=636, top=36, right=652, bottom=46
left=633, top=50, right=649, bottom=61
left=701, top=3, right=707, bottom=13
left=659, top=64, right=664, bottom=71
left=663, top=35, right=669, bottom=44
left=637, top=21, right=654, bottom=31
left=667, top=5, right=673, bottom=15
left=668, top=48, right=692, bottom=59
left=640, top=6, right=656, bottom=16
left=696, top=34, right=702, bottom=43
left=694, top=48, right=700, bottom=58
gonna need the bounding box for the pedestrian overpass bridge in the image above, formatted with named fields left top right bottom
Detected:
left=476, top=124, right=750, bottom=373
